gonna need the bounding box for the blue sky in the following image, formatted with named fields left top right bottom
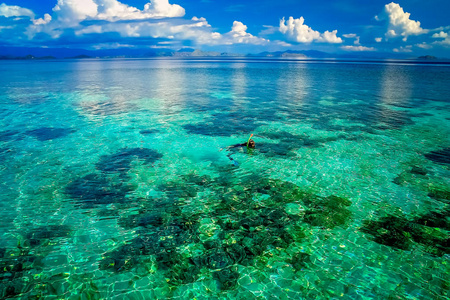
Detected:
left=1, top=0, right=450, bottom=56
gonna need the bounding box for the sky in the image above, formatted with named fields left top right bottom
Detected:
left=1, top=0, right=450, bottom=56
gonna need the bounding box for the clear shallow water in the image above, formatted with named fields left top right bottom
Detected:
left=0, top=58, right=449, bottom=299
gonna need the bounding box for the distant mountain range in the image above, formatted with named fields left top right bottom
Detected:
left=0, top=46, right=446, bottom=61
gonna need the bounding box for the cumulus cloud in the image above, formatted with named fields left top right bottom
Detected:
left=0, top=3, right=34, bottom=18
left=21, top=0, right=271, bottom=48
left=279, top=16, right=342, bottom=44
left=376, top=2, right=427, bottom=41
left=49, top=0, right=184, bottom=24
left=33, top=14, right=52, bottom=25
left=223, top=21, right=268, bottom=45
left=375, top=37, right=382, bottom=42
left=432, top=31, right=448, bottom=38
left=341, top=45, right=375, bottom=51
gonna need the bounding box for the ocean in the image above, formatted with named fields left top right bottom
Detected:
left=0, top=58, right=449, bottom=299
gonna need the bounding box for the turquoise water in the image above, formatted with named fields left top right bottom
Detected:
left=0, top=58, right=449, bottom=299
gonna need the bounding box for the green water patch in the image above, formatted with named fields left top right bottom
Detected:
left=25, top=127, right=75, bottom=142
left=425, top=148, right=450, bottom=165
left=360, top=209, right=450, bottom=256
left=65, top=173, right=132, bottom=207
left=96, top=148, right=163, bottom=175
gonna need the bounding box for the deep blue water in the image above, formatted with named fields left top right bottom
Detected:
left=0, top=58, right=449, bottom=299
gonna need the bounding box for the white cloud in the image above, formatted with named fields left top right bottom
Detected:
left=225, top=21, right=268, bottom=45
left=375, top=37, right=382, bottom=42
left=0, top=3, right=34, bottom=18
left=33, top=14, right=52, bottom=25
left=142, top=0, right=184, bottom=18
left=279, top=16, right=342, bottom=44
left=432, top=31, right=448, bottom=38
left=430, top=30, right=450, bottom=46
left=343, top=33, right=360, bottom=45
left=377, top=2, right=427, bottom=41
left=416, top=42, right=432, bottom=49
left=393, top=45, right=412, bottom=53
left=341, top=45, right=375, bottom=51
left=49, top=0, right=185, bottom=23
left=52, top=0, right=98, bottom=23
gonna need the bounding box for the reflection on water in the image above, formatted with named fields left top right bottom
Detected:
left=0, top=59, right=449, bottom=299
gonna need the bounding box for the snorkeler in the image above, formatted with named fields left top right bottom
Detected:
left=220, top=135, right=255, bottom=166
left=228, top=139, right=256, bottom=149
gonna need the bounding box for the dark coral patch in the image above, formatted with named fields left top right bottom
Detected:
left=0, top=248, right=44, bottom=299
left=361, top=216, right=414, bottom=251
left=24, top=225, right=72, bottom=247
left=414, top=208, right=450, bottom=231
left=96, top=148, right=162, bottom=174
left=65, top=174, right=131, bottom=207
left=25, top=127, right=74, bottom=141
left=303, top=195, right=352, bottom=229
left=214, top=266, right=240, bottom=290
left=360, top=213, right=449, bottom=256
left=428, top=187, right=450, bottom=204
left=290, top=252, right=311, bottom=272
left=424, top=148, right=450, bottom=165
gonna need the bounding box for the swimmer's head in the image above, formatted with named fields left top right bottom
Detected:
left=247, top=139, right=256, bottom=148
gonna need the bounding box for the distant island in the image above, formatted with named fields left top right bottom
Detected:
left=0, top=46, right=447, bottom=61
left=417, top=55, right=437, bottom=60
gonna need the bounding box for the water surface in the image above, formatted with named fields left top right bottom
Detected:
left=0, top=59, right=449, bottom=299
